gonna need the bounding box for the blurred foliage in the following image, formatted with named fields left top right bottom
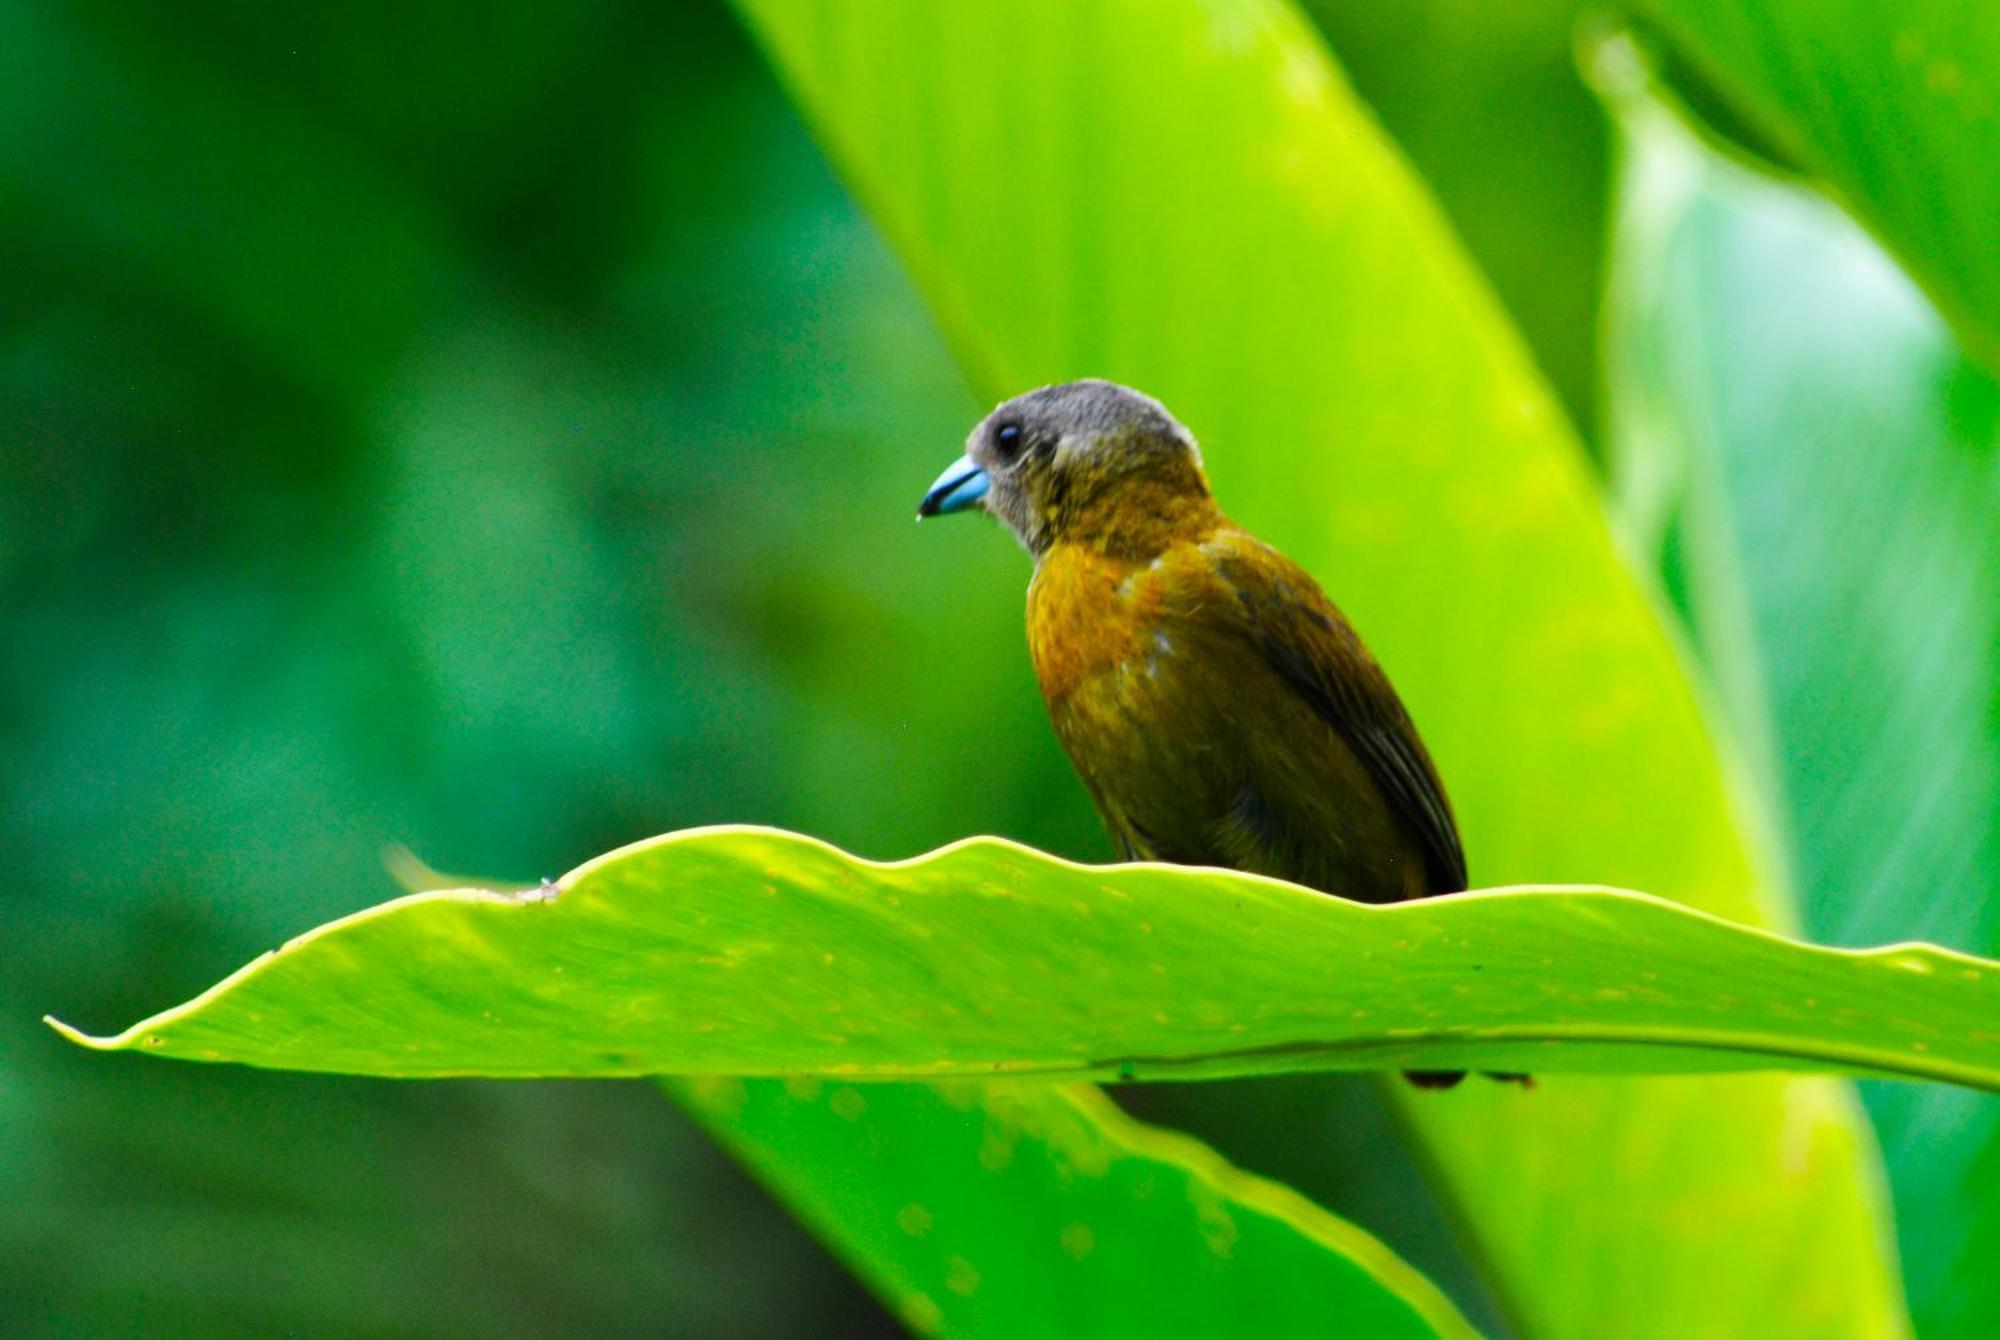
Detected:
left=679, top=1078, right=1478, bottom=1340
left=1299, top=0, right=1608, bottom=436
left=1629, top=0, right=2000, bottom=373
left=1605, top=83, right=2000, bottom=1340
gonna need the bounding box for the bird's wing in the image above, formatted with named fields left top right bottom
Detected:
left=1206, top=536, right=1468, bottom=894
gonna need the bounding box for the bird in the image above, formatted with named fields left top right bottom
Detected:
left=919, top=379, right=1515, bottom=1090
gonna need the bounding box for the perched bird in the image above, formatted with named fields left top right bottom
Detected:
left=919, top=379, right=1507, bottom=1089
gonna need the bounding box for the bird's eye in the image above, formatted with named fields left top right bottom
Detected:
left=993, top=421, right=1025, bottom=459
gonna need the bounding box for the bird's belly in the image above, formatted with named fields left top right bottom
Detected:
left=1049, top=637, right=1424, bottom=902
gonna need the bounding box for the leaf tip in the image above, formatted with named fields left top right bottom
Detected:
left=43, top=1014, right=117, bottom=1050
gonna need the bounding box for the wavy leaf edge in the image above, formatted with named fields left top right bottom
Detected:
left=45, top=824, right=1999, bottom=1094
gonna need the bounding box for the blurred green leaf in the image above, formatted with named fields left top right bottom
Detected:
left=676, top=1078, right=1476, bottom=1339
left=727, top=0, right=1904, bottom=1333
left=1604, top=84, right=2000, bottom=1340
left=1298, top=0, right=1609, bottom=433
left=1631, top=0, right=2000, bottom=373
left=53, top=827, right=2000, bottom=1091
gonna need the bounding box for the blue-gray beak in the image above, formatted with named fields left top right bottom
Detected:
left=917, top=454, right=990, bottom=518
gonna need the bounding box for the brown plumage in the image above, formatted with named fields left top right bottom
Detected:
left=920, top=379, right=1505, bottom=1089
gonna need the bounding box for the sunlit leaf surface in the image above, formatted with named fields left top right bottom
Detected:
left=53, top=828, right=2000, bottom=1090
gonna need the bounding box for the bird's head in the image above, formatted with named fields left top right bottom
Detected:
left=918, top=380, right=1212, bottom=558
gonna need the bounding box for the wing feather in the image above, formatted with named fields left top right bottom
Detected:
left=1210, top=539, right=1468, bottom=895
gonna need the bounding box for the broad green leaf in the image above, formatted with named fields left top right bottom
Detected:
left=673, top=1078, right=1477, bottom=1338
left=728, top=0, right=1903, bottom=1333
left=1296, top=0, right=1612, bottom=430
left=1630, top=0, right=2000, bottom=373
left=51, top=828, right=2000, bottom=1089
left=1604, top=86, right=2000, bottom=1339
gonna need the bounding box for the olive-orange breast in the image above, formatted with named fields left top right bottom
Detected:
left=1026, top=543, right=1150, bottom=706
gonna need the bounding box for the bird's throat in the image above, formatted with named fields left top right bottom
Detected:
left=1043, top=470, right=1221, bottom=563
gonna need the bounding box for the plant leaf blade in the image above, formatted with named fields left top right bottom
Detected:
left=51, top=827, right=2000, bottom=1091
left=674, top=1078, right=1480, bottom=1339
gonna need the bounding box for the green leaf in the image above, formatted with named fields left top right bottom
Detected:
left=674, top=1078, right=1477, bottom=1338
left=726, top=0, right=1904, bottom=1333
left=1604, top=83, right=2000, bottom=1340
left=50, top=827, right=2000, bottom=1089
left=1630, top=0, right=2000, bottom=373
left=1295, top=0, right=1613, bottom=432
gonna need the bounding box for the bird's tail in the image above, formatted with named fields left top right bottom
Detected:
left=1402, top=1070, right=1534, bottom=1090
